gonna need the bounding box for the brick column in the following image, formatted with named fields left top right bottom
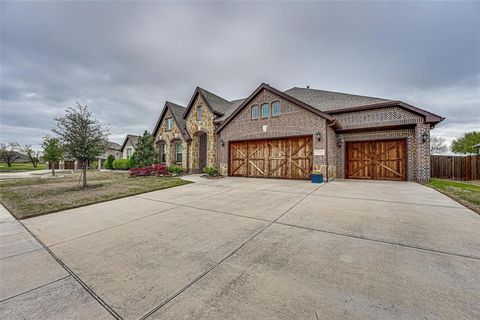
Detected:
left=415, top=123, right=431, bottom=182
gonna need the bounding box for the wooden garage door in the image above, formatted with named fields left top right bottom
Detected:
left=346, top=140, right=406, bottom=181
left=229, top=136, right=313, bottom=179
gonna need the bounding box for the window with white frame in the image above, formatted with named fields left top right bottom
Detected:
left=197, top=106, right=203, bottom=121
left=159, top=143, right=166, bottom=163
left=251, top=105, right=259, bottom=119
left=261, top=103, right=270, bottom=118
left=272, top=101, right=281, bottom=116
left=175, top=142, right=182, bottom=163
left=166, top=118, right=174, bottom=131
left=126, top=148, right=133, bottom=159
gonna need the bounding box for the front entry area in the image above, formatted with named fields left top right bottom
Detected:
left=229, top=136, right=313, bottom=179
left=346, top=139, right=407, bottom=181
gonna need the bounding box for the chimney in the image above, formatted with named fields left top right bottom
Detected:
left=306, top=85, right=310, bottom=89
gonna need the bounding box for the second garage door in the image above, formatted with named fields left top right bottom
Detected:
left=346, top=139, right=407, bottom=181
left=229, top=136, right=313, bottom=179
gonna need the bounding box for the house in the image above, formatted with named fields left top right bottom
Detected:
left=474, top=143, right=480, bottom=154
left=97, top=141, right=122, bottom=169
left=120, top=134, right=139, bottom=159
left=152, top=83, right=444, bottom=182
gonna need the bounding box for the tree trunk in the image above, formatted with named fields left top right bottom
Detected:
left=7, top=161, right=12, bottom=167
left=51, top=161, right=55, bottom=176
left=82, top=162, right=87, bottom=188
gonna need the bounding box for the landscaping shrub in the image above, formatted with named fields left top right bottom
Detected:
left=112, top=159, right=131, bottom=170
left=105, top=155, right=115, bottom=169
left=167, top=165, right=184, bottom=175
left=127, top=154, right=136, bottom=169
left=203, top=166, right=217, bottom=176
left=129, top=163, right=169, bottom=177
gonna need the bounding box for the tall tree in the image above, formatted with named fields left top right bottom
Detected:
left=23, top=144, right=40, bottom=168
left=134, top=130, right=156, bottom=167
left=430, top=136, right=448, bottom=155
left=53, top=103, right=108, bottom=187
left=451, top=131, right=480, bottom=155
left=42, top=136, right=63, bottom=176
left=0, top=143, right=21, bottom=167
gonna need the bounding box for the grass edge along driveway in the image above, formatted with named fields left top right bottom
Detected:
left=0, top=172, right=191, bottom=219
left=425, top=178, right=480, bottom=214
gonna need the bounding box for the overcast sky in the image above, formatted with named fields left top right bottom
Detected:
left=1, top=1, right=479, bottom=149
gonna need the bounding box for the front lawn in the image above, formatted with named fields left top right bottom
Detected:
left=0, top=171, right=191, bottom=219
left=425, top=179, right=480, bottom=214
left=0, top=162, right=47, bottom=172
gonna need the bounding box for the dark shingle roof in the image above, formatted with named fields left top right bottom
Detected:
left=121, top=134, right=140, bottom=151
left=197, top=87, right=232, bottom=115
left=213, top=98, right=246, bottom=123
left=284, top=87, right=392, bottom=112
left=166, top=101, right=190, bottom=139
left=108, top=141, right=121, bottom=150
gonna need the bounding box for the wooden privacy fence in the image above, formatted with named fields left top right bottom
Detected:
left=431, top=155, right=480, bottom=180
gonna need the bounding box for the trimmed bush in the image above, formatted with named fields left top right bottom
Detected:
left=203, top=166, right=217, bottom=176
left=167, top=165, right=184, bottom=175
left=105, top=155, right=115, bottom=169
left=129, top=163, right=169, bottom=177
left=112, top=159, right=131, bottom=170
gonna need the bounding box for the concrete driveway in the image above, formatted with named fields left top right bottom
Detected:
left=2, top=177, right=479, bottom=319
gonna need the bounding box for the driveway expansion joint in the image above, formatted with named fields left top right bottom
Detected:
left=0, top=275, right=71, bottom=303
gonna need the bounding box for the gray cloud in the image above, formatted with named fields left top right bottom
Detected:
left=1, top=1, right=479, bottom=149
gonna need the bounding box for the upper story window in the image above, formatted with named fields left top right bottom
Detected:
left=261, top=103, right=270, bottom=118
left=272, top=101, right=281, bottom=116
left=197, top=106, right=203, bottom=121
left=251, top=105, right=259, bottom=119
left=126, top=148, right=133, bottom=159
left=166, top=118, right=174, bottom=131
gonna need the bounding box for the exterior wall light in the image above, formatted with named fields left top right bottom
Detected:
left=220, top=139, right=225, bottom=147
left=315, top=131, right=321, bottom=142
left=421, top=132, right=428, bottom=143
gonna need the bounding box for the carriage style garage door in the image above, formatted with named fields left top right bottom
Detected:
left=346, top=139, right=407, bottom=181
left=229, top=136, right=313, bottom=179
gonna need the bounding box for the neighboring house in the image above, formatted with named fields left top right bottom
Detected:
left=153, top=83, right=444, bottom=182
left=97, top=141, right=122, bottom=169
left=120, top=134, right=139, bottom=159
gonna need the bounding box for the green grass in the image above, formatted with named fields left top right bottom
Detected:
left=0, top=162, right=47, bottom=172
left=426, top=179, right=480, bottom=214
left=0, top=171, right=191, bottom=219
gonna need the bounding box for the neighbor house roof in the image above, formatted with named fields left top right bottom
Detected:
left=474, top=143, right=480, bottom=149
left=120, top=134, right=139, bottom=151
left=152, top=101, right=190, bottom=140
left=284, top=87, right=444, bottom=124
left=108, top=141, right=121, bottom=150
left=216, top=83, right=339, bottom=133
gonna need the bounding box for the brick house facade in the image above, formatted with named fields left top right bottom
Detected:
left=152, top=83, right=443, bottom=182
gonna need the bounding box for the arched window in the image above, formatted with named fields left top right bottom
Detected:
left=261, top=103, right=270, bottom=118
left=251, top=105, right=259, bottom=119
left=175, top=142, right=183, bottom=163
left=272, top=101, right=281, bottom=116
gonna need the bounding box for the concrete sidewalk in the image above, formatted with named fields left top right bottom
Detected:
left=0, top=204, right=115, bottom=319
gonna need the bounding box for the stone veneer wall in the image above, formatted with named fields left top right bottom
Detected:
left=154, top=108, right=188, bottom=168
left=185, top=95, right=217, bottom=173
left=334, top=107, right=432, bottom=182
left=217, top=89, right=332, bottom=178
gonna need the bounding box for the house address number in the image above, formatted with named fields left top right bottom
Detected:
left=314, top=149, right=325, bottom=156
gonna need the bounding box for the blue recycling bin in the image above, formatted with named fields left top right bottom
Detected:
left=311, top=173, right=323, bottom=183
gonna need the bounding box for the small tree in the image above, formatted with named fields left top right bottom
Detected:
left=0, top=143, right=21, bottom=167
left=134, top=131, right=156, bottom=167
left=42, top=136, right=63, bottom=176
left=23, top=144, right=40, bottom=168
left=451, top=131, right=480, bottom=155
left=430, top=136, right=448, bottom=155
left=53, top=103, right=108, bottom=187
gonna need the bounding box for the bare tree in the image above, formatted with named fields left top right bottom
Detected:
left=0, top=143, right=21, bottom=167
left=430, top=136, right=448, bottom=154
left=23, top=144, right=40, bottom=168
left=53, top=103, right=108, bottom=188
